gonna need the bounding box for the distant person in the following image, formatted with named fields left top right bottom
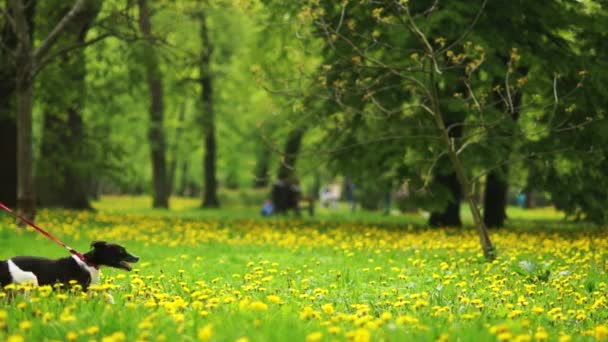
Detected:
left=271, top=177, right=301, bottom=216
left=320, top=186, right=338, bottom=208
left=516, top=193, right=526, bottom=208
left=261, top=200, right=274, bottom=216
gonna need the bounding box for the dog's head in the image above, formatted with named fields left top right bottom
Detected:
left=89, top=241, right=139, bottom=271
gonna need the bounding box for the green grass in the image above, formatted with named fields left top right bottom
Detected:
left=0, top=196, right=606, bottom=341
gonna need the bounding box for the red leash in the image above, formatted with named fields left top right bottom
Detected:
left=0, top=202, right=96, bottom=268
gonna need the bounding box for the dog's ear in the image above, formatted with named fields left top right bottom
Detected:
left=91, top=241, right=108, bottom=249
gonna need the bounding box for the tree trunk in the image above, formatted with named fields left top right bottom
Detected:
left=0, top=116, right=17, bottom=207
left=10, top=0, right=36, bottom=221
left=167, top=103, right=186, bottom=195
left=483, top=168, right=508, bottom=228
left=138, top=0, right=169, bottom=208
left=525, top=191, right=536, bottom=208
left=37, top=0, right=100, bottom=209
left=9, top=0, right=88, bottom=221
left=15, top=78, right=35, bottom=220
left=200, top=10, right=219, bottom=208
left=178, top=161, right=189, bottom=196
left=482, top=74, right=525, bottom=228
left=277, top=128, right=305, bottom=180
left=429, top=172, right=462, bottom=227
left=428, top=72, right=495, bottom=260
left=253, top=143, right=271, bottom=188
left=0, top=1, right=31, bottom=207
left=429, top=116, right=463, bottom=227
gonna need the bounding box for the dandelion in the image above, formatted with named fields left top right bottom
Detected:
left=594, top=325, right=608, bottom=340
left=67, top=331, right=79, bottom=341
left=249, top=301, right=268, bottom=311
left=322, top=303, right=335, bottom=315
left=328, top=326, right=341, bottom=335
left=513, top=334, right=531, bottom=342
left=102, top=332, right=126, bottom=342
left=507, top=309, right=524, bottom=319
left=535, top=327, right=549, bottom=342
left=86, top=326, right=100, bottom=335
left=19, top=320, right=32, bottom=331
left=6, top=336, right=24, bottom=342
left=396, top=315, right=419, bottom=325
left=497, top=332, right=512, bottom=342
left=531, top=306, right=544, bottom=314
left=346, top=328, right=371, bottom=342
left=299, top=306, right=320, bottom=320
left=198, top=324, right=213, bottom=341
left=305, top=332, right=323, bottom=342
left=266, top=295, right=282, bottom=304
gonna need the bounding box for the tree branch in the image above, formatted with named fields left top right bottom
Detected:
left=34, top=32, right=112, bottom=76
left=33, top=0, right=86, bottom=62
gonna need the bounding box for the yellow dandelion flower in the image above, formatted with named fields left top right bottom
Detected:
left=328, top=326, right=341, bottom=335
left=497, top=332, right=512, bottom=342
left=86, top=326, right=100, bottom=335
left=102, top=332, right=126, bottom=342
left=513, top=334, right=531, bottom=342
left=19, top=320, right=32, bottom=331
left=531, top=306, right=544, bottom=314
left=6, top=336, right=25, bottom=342
left=346, top=328, right=371, bottom=342
left=507, top=309, right=524, bottom=319
left=396, top=315, right=419, bottom=325
left=249, top=301, right=268, bottom=311
left=66, top=331, right=78, bottom=342
left=535, top=327, right=549, bottom=342
left=198, top=324, right=213, bottom=341
left=594, top=325, right=608, bottom=340
left=306, top=332, right=323, bottom=342
left=436, top=333, right=449, bottom=342
left=266, top=295, right=282, bottom=304
left=322, top=303, right=335, bottom=315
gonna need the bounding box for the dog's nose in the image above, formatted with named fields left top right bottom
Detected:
left=129, top=254, right=140, bottom=263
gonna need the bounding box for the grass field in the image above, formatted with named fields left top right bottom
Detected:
left=0, top=196, right=607, bottom=341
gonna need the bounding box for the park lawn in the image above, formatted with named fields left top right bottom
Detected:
left=0, top=199, right=606, bottom=341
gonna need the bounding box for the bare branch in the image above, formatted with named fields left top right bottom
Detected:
left=437, top=0, right=488, bottom=55
left=34, top=33, right=112, bottom=76
left=33, top=0, right=87, bottom=61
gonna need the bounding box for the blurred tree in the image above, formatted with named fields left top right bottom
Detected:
left=474, top=0, right=578, bottom=228
left=36, top=0, right=102, bottom=209
left=8, top=0, right=91, bottom=221
left=0, top=0, right=35, bottom=207
left=524, top=0, right=608, bottom=224
left=199, top=6, right=219, bottom=208
left=138, top=0, right=169, bottom=208
left=277, top=128, right=305, bottom=181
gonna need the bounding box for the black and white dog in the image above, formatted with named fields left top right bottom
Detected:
left=0, top=241, right=139, bottom=292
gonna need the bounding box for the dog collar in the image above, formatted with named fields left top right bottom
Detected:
left=73, top=251, right=99, bottom=270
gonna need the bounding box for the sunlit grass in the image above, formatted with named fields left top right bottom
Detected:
left=0, top=196, right=603, bottom=341
left=94, top=194, right=568, bottom=227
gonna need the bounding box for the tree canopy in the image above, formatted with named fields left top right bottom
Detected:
left=1, top=0, right=608, bottom=229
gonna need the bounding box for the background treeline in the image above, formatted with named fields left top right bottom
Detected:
left=1, top=0, right=607, bottom=228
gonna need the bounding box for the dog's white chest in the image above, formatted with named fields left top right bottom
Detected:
left=72, top=256, right=100, bottom=284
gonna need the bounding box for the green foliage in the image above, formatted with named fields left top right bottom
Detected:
left=266, top=0, right=608, bottom=223
left=4, top=0, right=607, bottom=220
